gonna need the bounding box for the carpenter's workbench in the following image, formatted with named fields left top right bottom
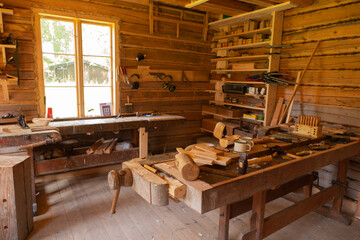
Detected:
left=0, top=114, right=185, bottom=215
left=120, top=132, right=360, bottom=240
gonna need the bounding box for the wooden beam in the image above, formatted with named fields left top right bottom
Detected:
left=139, top=127, right=148, bottom=158
left=186, top=0, right=254, bottom=15
left=263, top=185, right=340, bottom=238
left=209, top=1, right=298, bottom=27
left=239, top=0, right=276, bottom=7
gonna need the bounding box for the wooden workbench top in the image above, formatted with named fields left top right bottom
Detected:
left=48, top=114, right=185, bottom=135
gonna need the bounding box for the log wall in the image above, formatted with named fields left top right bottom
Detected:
left=0, top=0, right=212, bottom=153
left=281, top=0, right=360, bottom=200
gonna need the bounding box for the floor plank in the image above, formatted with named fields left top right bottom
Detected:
left=28, top=173, right=360, bottom=240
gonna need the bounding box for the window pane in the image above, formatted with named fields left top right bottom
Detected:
left=82, top=23, right=111, bottom=56
left=84, top=87, right=112, bottom=117
left=83, top=56, right=111, bottom=86
left=41, top=18, right=75, bottom=54
left=43, top=54, right=76, bottom=86
left=45, top=87, right=77, bottom=118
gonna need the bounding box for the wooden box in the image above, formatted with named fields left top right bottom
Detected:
left=0, top=156, right=33, bottom=240
left=201, top=118, right=219, bottom=132
left=223, top=121, right=239, bottom=136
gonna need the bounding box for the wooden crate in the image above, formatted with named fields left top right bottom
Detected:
left=0, top=155, right=33, bottom=240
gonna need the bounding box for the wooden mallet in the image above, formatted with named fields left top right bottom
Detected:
left=108, top=168, right=133, bottom=214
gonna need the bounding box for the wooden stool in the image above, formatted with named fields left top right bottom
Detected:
left=0, top=155, right=33, bottom=240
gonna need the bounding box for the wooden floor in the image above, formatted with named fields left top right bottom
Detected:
left=29, top=173, right=360, bottom=240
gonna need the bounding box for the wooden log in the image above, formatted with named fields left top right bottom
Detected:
left=0, top=155, right=33, bottom=240
left=175, top=152, right=200, bottom=181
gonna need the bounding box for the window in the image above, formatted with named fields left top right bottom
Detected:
left=38, top=14, right=117, bottom=118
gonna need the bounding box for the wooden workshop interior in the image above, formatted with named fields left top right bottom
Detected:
left=1, top=0, right=360, bottom=239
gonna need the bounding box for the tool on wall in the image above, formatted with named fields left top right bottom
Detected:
left=125, top=96, right=134, bottom=113
left=136, top=53, right=146, bottom=61
left=129, top=73, right=140, bottom=89
left=120, top=66, right=140, bottom=89
left=161, top=75, right=176, bottom=92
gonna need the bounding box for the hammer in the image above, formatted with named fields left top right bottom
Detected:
left=238, top=146, right=300, bottom=174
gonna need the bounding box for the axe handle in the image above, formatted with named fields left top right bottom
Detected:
left=248, top=155, right=273, bottom=165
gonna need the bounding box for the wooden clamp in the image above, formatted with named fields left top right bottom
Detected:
left=108, top=168, right=133, bottom=214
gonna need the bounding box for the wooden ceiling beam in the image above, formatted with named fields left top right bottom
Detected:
left=238, top=0, right=276, bottom=7
left=186, top=0, right=256, bottom=14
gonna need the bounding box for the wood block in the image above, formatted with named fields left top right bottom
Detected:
left=0, top=155, right=33, bottom=240
left=163, top=175, right=186, bottom=199
left=123, top=160, right=168, bottom=206
left=223, top=121, right=239, bottom=136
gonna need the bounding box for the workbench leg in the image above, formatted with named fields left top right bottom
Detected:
left=27, top=148, right=37, bottom=216
left=355, top=192, right=360, bottom=220
left=303, top=180, right=313, bottom=198
left=317, top=159, right=351, bottom=225
left=239, top=190, right=266, bottom=240
left=333, top=159, right=349, bottom=212
left=139, top=127, right=148, bottom=158
left=218, top=205, right=231, bottom=240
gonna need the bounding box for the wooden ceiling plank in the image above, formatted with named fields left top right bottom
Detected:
left=187, top=0, right=255, bottom=14
left=209, top=1, right=298, bottom=27
left=238, top=0, right=276, bottom=7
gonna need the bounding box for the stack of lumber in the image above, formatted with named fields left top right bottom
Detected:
left=86, top=138, right=118, bottom=155
left=181, top=143, right=235, bottom=166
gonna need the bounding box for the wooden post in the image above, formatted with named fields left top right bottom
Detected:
left=333, top=159, right=349, bottom=212
left=218, top=205, right=231, bottom=240
left=0, top=155, right=33, bottom=240
left=149, top=0, right=154, bottom=34
left=139, top=127, right=148, bottom=158
left=1, top=78, right=9, bottom=101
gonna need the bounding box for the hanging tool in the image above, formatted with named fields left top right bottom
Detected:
left=161, top=75, right=175, bottom=92
left=125, top=96, right=133, bottom=113
left=129, top=73, right=140, bottom=89
left=278, top=41, right=322, bottom=124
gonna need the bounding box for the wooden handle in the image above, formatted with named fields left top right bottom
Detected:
left=279, top=41, right=321, bottom=124
left=110, top=187, right=121, bottom=214
left=18, top=137, right=59, bottom=150
left=175, top=153, right=200, bottom=181
left=248, top=155, right=273, bottom=165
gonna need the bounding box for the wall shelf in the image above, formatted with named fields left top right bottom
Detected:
left=210, top=101, right=265, bottom=111
left=210, top=80, right=266, bottom=85
left=211, top=54, right=269, bottom=62
left=213, top=27, right=271, bottom=41
left=212, top=69, right=268, bottom=73
left=212, top=41, right=270, bottom=51
left=202, top=111, right=241, bottom=120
